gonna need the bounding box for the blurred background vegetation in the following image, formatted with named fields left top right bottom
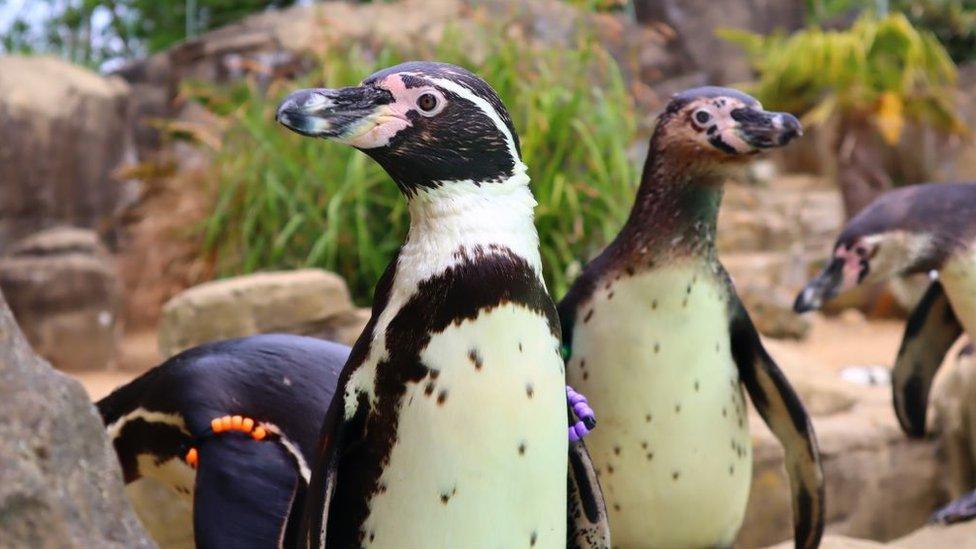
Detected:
left=2, top=0, right=975, bottom=304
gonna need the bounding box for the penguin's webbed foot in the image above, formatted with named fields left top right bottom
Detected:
left=567, top=386, right=596, bottom=442
left=931, top=490, right=976, bottom=525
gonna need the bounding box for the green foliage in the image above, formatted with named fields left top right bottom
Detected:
left=808, top=0, right=976, bottom=63
left=0, top=0, right=295, bottom=67
left=722, top=13, right=963, bottom=145
left=198, top=30, right=639, bottom=304
left=894, top=0, right=976, bottom=63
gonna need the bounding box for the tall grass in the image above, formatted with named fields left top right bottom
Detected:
left=199, top=27, right=639, bottom=304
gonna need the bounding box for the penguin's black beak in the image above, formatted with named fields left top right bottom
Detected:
left=276, top=85, right=393, bottom=142
left=733, top=108, right=803, bottom=150
left=793, top=258, right=845, bottom=313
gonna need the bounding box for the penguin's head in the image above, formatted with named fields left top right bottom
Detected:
left=652, top=87, right=801, bottom=166
left=794, top=224, right=938, bottom=313
left=277, top=61, right=522, bottom=196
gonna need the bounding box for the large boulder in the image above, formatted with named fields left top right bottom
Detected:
left=0, top=227, right=121, bottom=371
left=0, top=288, right=152, bottom=548
left=158, top=269, right=360, bottom=357
left=0, top=56, right=134, bottom=252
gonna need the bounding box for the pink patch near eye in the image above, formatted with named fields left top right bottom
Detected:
left=835, top=246, right=864, bottom=290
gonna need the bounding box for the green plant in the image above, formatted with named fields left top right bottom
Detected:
left=0, top=0, right=296, bottom=67
left=723, top=13, right=964, bottom=215
left=894, top=0, right=976, bottom=63
left=199, top=28, right=638, bottom=304
left=724, top=13, right=961, bottom=144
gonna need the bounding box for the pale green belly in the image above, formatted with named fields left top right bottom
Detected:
left=362, top=305, right=569, bottom=549
left=567, top=266, right=752, bottom=548
left=942, top=250, right=976, bottom=340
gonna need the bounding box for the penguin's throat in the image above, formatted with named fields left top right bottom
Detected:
left=617, top=151, right=725, bottom=262
left=401, top=168, right=544, bottom=280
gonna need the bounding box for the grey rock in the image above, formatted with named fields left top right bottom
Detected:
left=0, top=227, right=121, bottom=371
left=0, top=56, right=134, bottom=252
left=0, top=288, right=153, bottom=548
left=159, top=269, right=355, bottom=357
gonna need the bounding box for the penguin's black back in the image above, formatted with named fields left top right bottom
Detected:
left=98, top=334, right=348, bottom=470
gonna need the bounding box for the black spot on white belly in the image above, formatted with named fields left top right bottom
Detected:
left=518, top=441, right=527, bottom=456
left=525, top=383, right=533, bottom=398
left=530, top=530, right=538, bottom=546
left=437, top=389, right=448, bottom=405
left=439, top=486, right=456, bottom=504
left=468, top=348, right=483, bottom=370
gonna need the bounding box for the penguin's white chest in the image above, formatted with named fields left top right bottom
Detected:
left=942, top=249, right=976, bottom=339
left=127, top=457, right=196, bottom=548
left=566, top=265, right=751, bottom=548
left=362, top=304, right=568, bottom=549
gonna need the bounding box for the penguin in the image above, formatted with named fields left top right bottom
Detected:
left=794, top=181, right=976, bottom=523
left=276, top=61, right=609, bottom=549
left=97, top=333, right=349, bottom=548
left=559, top=87, right=825, bottom=548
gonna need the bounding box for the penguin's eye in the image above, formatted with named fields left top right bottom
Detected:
left=417, top=93, right=438, bottom=113
left=693, top=109, right=712, bottom=125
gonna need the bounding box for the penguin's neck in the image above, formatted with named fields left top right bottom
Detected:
left=399, top=164, right=543, bottom=287
left=612, top=147, right=726, bottom=269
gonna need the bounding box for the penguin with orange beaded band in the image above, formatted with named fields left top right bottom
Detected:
left=97, top=333, right=348, bottom=548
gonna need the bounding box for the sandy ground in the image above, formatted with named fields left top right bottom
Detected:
left=71, top=313, right=910, bottom=403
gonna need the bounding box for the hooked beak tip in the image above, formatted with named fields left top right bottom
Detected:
left=793, top=287, right=821, bottom=314
left=775, top=113, right=803, bottom=145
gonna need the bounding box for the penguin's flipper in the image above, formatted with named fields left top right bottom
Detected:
left=932, top=489, right=976, bottom=524
left=299, top=385, right=359, bottom=549
left=193, top=435, right=301, bottom=549
left=892, top=280, right=963, bottom=438
left=567, top=439, right=611, bottom=549
left=729, top=298, right=824, bottom=549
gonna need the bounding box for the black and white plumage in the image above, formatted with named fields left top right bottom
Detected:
left=559, top=87, right=824, bottom=548
left=277, top=61, right=609, bottom=549
left=97, top=334, right=348, bottom=548
left=795, top=181, right=976, bottom=524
